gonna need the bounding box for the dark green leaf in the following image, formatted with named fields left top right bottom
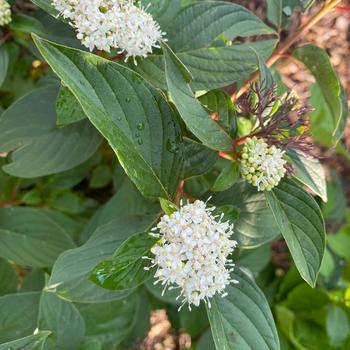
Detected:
left=133, top=39, right=277, bottom=91
left=211, top=181, right=280, bottom=248
left=165, top=1, right=274, bottom=51
left=206, top=268, right=280, bottom=350
left=0, top=207, right=75, bottom=268
left=89, top=165, right=112, bottom=189
left=9, top=14, right=45, bottom=35
left=265, top=178, right=326, bottom=287
left=33, top=35, right=184, bottom=200
left=162, top=42, right=232, bottom=151
left=293, top=45, right=348, bottom=144
left=47, top=215, right=157, bottom=302
left=0, top=46, right=8, bottom=88
left=288, top=149, right=327, bottom=202
left=0, top=258, right=17, bottom=296
left=0, top=292, right=40, bottom=343
left=212, top=161, right=239, bottom=192
left=0, top=86, right=102, bottom=178
left=78, top=293, right=140, bottom=348
left=21, top=269, right=45, bottom=292
left=56, top=85, right=86, bottom=125
left=183, top=138, right=218, bottom=179
left=179, top=304, right=209, bottom=338
left=38, top=292, right=85, bottom=350
left=0, top=332, right=51, bottom=350
left=267, top=0, right=283, bottom=28
left=90, top=233, right=157, bottom=290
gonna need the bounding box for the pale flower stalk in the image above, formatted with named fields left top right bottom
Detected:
left=52, top=0, right=165, bottom=61
left=240, top=136, right=287, bottom=191
left=145, top=200, right=238, bottom=310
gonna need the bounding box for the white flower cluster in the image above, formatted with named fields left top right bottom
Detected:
left=0, top=0, right=11, bottom=26
left=147, top=200, right=238, bottom=310
left=52, top=0, right=164, bottom=60
left=241, top=136, right=287, bottom=191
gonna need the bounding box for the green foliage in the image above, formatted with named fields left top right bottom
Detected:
left=0, top=0, right=348, bottom=349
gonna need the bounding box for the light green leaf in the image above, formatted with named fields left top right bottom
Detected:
left=47, top=215, right=157, bottom=303
left=162, top=42, right=232, bottom=151
left=38, top=292, right=85, bottom=350
left=77, top=293, right=140, bottom=349
left=265, top=178, right=326, bottom=287
left=0, top=292, right=41, bottom=343
left=165, top=1, right=274, bottom=51
left=0, top=86, right=102, bottom=178
left=293, top=45, right=348, bottom=144
left=211, top=181, right=280, bottom=248
left=33, top=35, right=184, bottom=200
left=0, top=46, right=8, bottom=88
left=0, top=207, right=75, bottom=268
left=90, top=232, right=157, bottom=290
left=288, top=149, right=327, bottom=202
left=0, top=258, right=17, bottom=296
left=0, top=331, right=51, bottom=350
left=326, top=306, right=349, bottom=347
left=212, top=161, right=239, bottom=192
left=206, top=268, right=280, bottom=350
left=133, top=39, right=277, bottom=92
left=31, top=0, right=59, bottom=17
left=56, top=85, right=85, bottom=125
left=159, top=198, right=178, bottom=215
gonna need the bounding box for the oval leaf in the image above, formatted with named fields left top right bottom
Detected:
left=206, top=268, right=280, bottom=350
left=265, top=178, right=326, bottom=287
left=33, top=35, right=184, bottom=200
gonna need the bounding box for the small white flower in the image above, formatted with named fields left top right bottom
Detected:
left=0, top=0, right=11, bottom=26
left=147, top=200, right=238, bottom=310
left=240, top=136, right=287, bottom=191
left=52, top=0, right=165, bottom=60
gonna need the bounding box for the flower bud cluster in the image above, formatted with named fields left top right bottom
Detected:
left=52, top=0, right=164, bottom=60
left=0, top=0, right=11, bottom=26
left=147, top=200, right=238, bottom=310
left=240, top=137, right=286, bottom=191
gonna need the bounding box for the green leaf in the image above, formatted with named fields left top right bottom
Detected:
left=47, top=215, right=157, bottom=303
left=288, top=149, right=327, bottom=202
left=293, top=45, right=348, bottom=144
left=145, top=279, right=180, bottom=305
left=326, top=306, right=349, bottom=347
left=161, top=42, right=232, bottom=151
left=9, top=14, right=45, bottom=35
left=0, top=207, right=75, bottom=268
left=159, top=198, right=178, bottom=215
left=179, top=304, right=209, bottom=338
left=199, top=89, right=237, bottom=137
left=90, top=232, right=157, bottom=290
left=212, top=161, right=239, bottom=192
left=165, top=1, right=274, bottom=52
left=0, top=258, right=17, bottom=296
left=89, top=165, right=112, bottom=189
left=211, top=181, right=280, bottom=248
left=197, top=330, right=215, bottom=350
left=77, top=293, right=140, bottom=349
left=235, top=245, right=271, bottom=275
left=0, top=46, right=8, bottom=88
left=80, top=174, right=160, bottom=242
left=133, top=39, right=277, bottom=91
left=267, top=0, right=283, bottom=28
left=206, top=268, right=280, bottom=350
left=183, top=138, right=218, bottom=179
left=21, top=269, right=45, bottom=292
left=0, top=86, right=102, bottom=178
left=327, top=232, right=350, bottom=259
left=38, top=292, right=85, bottom=350
left=33, top=35, right=184, bottom=200
left=56, top=85, right=86, bottom=125
left=0, top=332, right=51, bottom=350
left=31, top=0, right=59, bottom=17
left=0, top=292, right=41, bottom=343
left=265, top=178, right=326, bottom=287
